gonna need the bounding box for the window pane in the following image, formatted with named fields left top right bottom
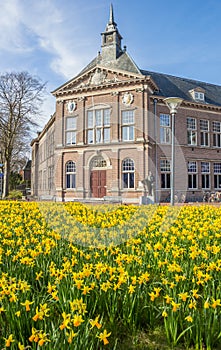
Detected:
left=104, top=128, right=110, bottom=142
left=66, top=117, right=76, bottom=130
left=160, top=114, right=170, bottom=126
left=201, top=162, right=209, bottom=173
left=88, top=111, right=93, bottom=128
left=96, top=128, right=102, bottom=143
left=214, top=163, right=221, bottom=173
left=187, top=130, right=197, bottom=145
left=88, top=130, right=94, bottom=144
left=95, top=110, right=102, bottom=126
left=66, top=131, right=76, bottom=145
left=200, top=120, right=209, bottom=131
left=129, top=126, right=134, bottom=140
left=129, top=173, right=134, bottom=188
left=187, top=117, right=196, bottom=130
left=213, top=121, right=221, bottom=132
left=188, top=161, right=197, bottom=173
left=123, top=173, right=128, bottom=188
left=122, top=110, right=134, bottom=124
left=104, top=109, right=110, bottom=125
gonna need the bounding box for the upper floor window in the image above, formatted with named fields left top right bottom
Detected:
left=187, top=117, right=197, bottom=145
left=194, top=92, right=204, bottom=101
left=66, top=161, right=76, bottom=189
left=160, top=114, right=171, bottom=144
left=122, top=158, right=135, bottom=188
left=200, top=119, right=209, bottom=146
left=87, top=108, right=110, bottom=144
left=122, top=110, right=134, bottom=141
left=212, top=121, right=221, bottom=148
left=66, top=117, right=77, bottom=145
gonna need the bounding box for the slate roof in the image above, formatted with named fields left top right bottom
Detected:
left=78, top=51, right=141, bottom=76
left=141, top=70, right=221, bottom=107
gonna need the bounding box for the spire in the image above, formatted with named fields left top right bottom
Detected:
left=109, top=4, right=115, bottom=25
left=106, top=3, right=117, bottom=32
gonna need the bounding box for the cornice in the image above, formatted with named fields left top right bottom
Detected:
left=150, top=96, right=221, bottom=112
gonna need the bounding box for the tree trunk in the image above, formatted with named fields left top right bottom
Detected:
left=3, top=159, right=10, bottom=198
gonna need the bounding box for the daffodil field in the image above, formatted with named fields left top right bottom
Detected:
left=1, top=201, right=221, bottom=349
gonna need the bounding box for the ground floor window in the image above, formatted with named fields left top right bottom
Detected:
left=201, top=162, right=210, bottom=189
left=66, top=161, right=76, bottom=189
left=214, top=162, right=221, bottom=189
left=160, top=159, right=170, bottom=189
left=122, top=158, right=135, bottom=188
left=188, top=161, right=197, bottom=189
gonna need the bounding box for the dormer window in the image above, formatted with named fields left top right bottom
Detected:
left=194, top=92, right=204, bottom=101
left=189, top=87, right=205, bottom=102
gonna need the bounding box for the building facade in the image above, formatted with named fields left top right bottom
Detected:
left=31, top=6, right=221, bottom=203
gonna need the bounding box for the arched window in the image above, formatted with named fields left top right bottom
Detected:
left=122, top=158, right=135, bottom=188
left=66, top=161, right=76, bottom=189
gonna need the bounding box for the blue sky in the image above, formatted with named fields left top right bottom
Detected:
left=1, top=0, right=221, bottom=127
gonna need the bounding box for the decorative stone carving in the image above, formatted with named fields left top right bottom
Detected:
left=89, top=68, right=107, bottom=86
left=122, top=92, right=134, bottom=106
left=66, top=101, right=76, bottom=113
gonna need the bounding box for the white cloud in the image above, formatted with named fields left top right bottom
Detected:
left=0, top=0, right=96, bottom=78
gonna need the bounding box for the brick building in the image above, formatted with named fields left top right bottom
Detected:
left=31, top=5, right=221, bottom=203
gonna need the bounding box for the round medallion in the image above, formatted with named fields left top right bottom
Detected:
left=122, top=92, right=134, bottom=107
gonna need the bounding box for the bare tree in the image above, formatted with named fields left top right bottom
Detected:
left=0, top=71, right=46, bottom=198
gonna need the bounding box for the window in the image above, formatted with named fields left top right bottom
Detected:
left=201, top=162, right=210, bottom=189
left=188, top=161, right=197, bottom=189
left=212, top=121, right=221, bottom=148
left=187, top=117, right=197, bottom=145
left=160, top=114, right=171, bottom=144
left=160, top=159, right=170, bottom=189
left=122, top=110, right=134, bottom=141
left=87, top=108, right=110, bottom=144
left=194, top=92, right=204, bottom=101
left=66, top=161, right=76, bottom=189
left=66, top=117, right=77, bottom=145
left=122, top=158, right=135, bottom=188
left=43, top=169, right=47, bottom=190
left=200, top=119, right=209, bottom=146
left=48, top=166, right=54, bottom=190
left=214, top=163, right=221, bottom=189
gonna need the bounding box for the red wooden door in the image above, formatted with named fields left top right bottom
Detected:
left=90, top=170, right=106, bottom=198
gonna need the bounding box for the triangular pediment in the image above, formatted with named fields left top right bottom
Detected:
left=52, top=65, right=147, bottom=97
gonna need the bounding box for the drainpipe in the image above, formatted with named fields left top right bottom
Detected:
left=153, top=98, right=158, bottom=203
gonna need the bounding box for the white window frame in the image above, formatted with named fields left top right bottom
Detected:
left=122, top=110, right=134, bottom=141
left=122, top=158, right=135, bottom=189
left=66, top=116, right=77, bottom=145
left=201, top=162, right=210, bottom=190
left=160, top=114, right=171, bottom=144
left=200, top=119, right=209, bottom=147
left=187, top=117, right=197, bottom=146
left=194, top=92, right=204, bottom=101
left=66, top=161, right=76, bottom=189
left=160, top=159, right=171, bottom=189
left=212, top=121, right=221, bottom=148
left=214, top=163, right=221, bottom=189
left=188, top=161, right=197, bottom=189
left=87, top=109, right=111, bottom=144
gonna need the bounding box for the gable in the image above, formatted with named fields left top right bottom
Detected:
left=52, top=65, right=148, bottom=97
